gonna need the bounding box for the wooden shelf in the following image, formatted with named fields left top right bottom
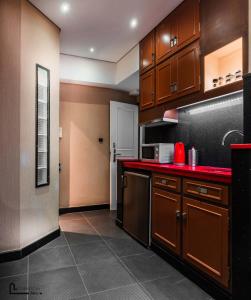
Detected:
left=204, top=38, right=243, bottom=93
left=203, top=80, right=243, bottom=100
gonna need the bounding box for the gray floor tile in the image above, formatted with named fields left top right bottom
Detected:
left=38, top=232, right=68, bottom=251
left=78, top=256, right=135, bottom=294
left=93, top=222, right=130, bottom=239
left=59, top=219, right=89, bottom=232
left=64, top=231, right=101, bottom=246
left=105, top=236, right=149, bottom=257
left=143, top=277, right=213, bottom=300
left=70, top=241, right=115, bottom=265
left=172, top=278, right=212, bottom=300
left=121, top=252, right=179, bottom=282
left=142, top=277, right=174, bottom=300
left=81, top=209, right=112, bottom=219
left=70, top=297, right=90, bottom=300
left=28, top=266, right=87, bottom=300
left=59, top=213, right=84, bottom=221
left=0, top=274, right=27, bottom=300
left=90, top=284, right=152, bottom=300
left=0, top=257, right=28, bottom=278
left=29, top=246, right=74, bottom=274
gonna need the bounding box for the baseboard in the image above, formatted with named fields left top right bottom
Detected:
left=0, top=229, right=60, bottom=263
left=59, top=204, right=110, bottom=215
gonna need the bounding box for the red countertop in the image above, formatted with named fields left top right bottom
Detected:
left=122, top=161, right=232, bottom=184
left=231, top=144, right=251, bottom=149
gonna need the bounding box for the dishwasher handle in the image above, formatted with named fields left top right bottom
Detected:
left=122, top=175, right=128, bottom=188
left=124, top=171, right=150, bottom=179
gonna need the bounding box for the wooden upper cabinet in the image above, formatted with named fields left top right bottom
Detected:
left=174, top=0, right=200, bottom=51
left=156, top=58, right=174, bottom=105
left=156, top=15, right=172, bottom=64
left=176, top=40, right=200, bottom=97
left=183, top=197, right=229, bottom=287
left=140, top=69, right=155, bottom=110
left=156, top=40, right=200, bottom=105
left=140, top=31, right=155, bottom=73
left=152, top=188, right=181, bottom=255
left=156, top=0, right=200, bottom=63
left=156, top=59, right=172, bottom=105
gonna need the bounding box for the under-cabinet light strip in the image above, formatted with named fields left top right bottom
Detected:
left=177, top=90, right=243, bottom=110
left=188, top=96, right=243, bottom=115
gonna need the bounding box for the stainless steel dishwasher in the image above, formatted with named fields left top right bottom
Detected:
left=123, top=171, right=151, bottom=247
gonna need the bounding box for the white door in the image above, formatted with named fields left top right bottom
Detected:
left=110, top=101, right=139, bottom=210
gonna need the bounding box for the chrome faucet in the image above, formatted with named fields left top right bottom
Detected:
left=221, top=130, right=244, bottom=147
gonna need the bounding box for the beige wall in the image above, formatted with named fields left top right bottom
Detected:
left=0, top=0, right=21, bottom=253
left=0, top=0, right=60, bottom=253
left=60, top=83, right=137, bottom=208
left=20, top=0, right=60, bottom=248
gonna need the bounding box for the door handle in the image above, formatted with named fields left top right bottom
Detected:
left=113, top=149, right=121, bottom=162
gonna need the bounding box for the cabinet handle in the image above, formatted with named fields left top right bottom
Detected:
left=170, top=83, right=175, bottom=92
left=152, top=53, right=155, bottom=61
left=197, top=186, right=208, bottom=194
left=160, top=179, right=168, bottom=185
left=174, top=36, right=178, bottom=46
left=170, top=83, right=177, bottom=93
left=170, top=38, right=174, bottom=48
left=182, top=212, right=187, bottom=222
left=176, top=210, right=181, bottom=220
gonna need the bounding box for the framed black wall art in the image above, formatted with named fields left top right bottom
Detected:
left=35, top=64, right=50, bottom=187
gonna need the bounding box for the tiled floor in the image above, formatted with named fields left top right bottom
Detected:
left=0, top=210, right=214, bottom=300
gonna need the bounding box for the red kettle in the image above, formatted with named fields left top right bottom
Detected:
left=174, top=142, right=185, bottom=166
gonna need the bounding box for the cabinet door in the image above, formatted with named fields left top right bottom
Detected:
left=176, top=41, right=200, bottom=97
left=156, top=16, right=172, bottom=63
left=152, top=188, right=181, bottom=255
left=140, top=31, right=155, bottom=73
left=183, top=197, right=229, bottom=287
left=175, top=0, right=200, bottom=51
left=156, top=58, right=177, bottom=105
left=140, top=69, right=155, bottom=110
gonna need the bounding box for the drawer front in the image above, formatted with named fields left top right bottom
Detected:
left=153, top=173, right=181, bottom=193
left=183, top=179, right=229, bottom=205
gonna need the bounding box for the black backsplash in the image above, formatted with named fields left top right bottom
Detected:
left=145, top=92, right=243, bottom=167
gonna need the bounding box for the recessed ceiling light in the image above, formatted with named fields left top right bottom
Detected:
left=61, top=2, right=70, bottom=14
left=90, top=47, right=95, bottom=53
left=130, top=18, right=138, bottom=29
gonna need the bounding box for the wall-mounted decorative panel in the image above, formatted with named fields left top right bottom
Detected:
left=36, top=64, right=50, bottom=187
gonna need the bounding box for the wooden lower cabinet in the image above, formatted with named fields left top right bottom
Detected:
left=152, top=188, right=181, bottom=255
left=182, top=197, right=229, bottom=287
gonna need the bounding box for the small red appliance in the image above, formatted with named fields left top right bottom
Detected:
left=174, top=142, right=185, bottom=166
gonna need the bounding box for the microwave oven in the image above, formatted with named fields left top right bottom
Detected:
left=140, top=143, right=174, bottom=163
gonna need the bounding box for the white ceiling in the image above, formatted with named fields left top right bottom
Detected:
left=29, top=0, right=182, bottom=62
